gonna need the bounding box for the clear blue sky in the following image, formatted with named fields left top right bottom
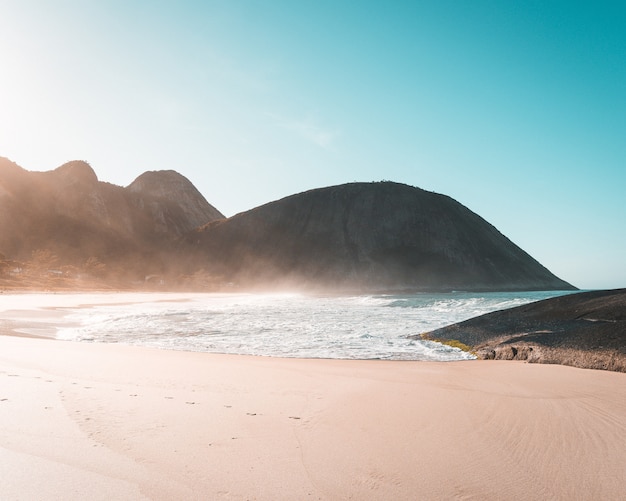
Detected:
left=1, top=1, right=624, bottom=290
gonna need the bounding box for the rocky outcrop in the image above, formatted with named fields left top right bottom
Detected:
left=419, top=289, right=626, bottom=372
left=191, top=182, right=575, bottom=292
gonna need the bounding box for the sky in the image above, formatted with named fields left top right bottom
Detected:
left=1, top=0, right=624, bottom=290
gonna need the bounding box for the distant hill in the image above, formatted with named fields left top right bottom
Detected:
left=0, top=157, right=224, bottom=284
left=190, top=182, right=575, bottom=292
left=419, top=289, right=626, bottom=372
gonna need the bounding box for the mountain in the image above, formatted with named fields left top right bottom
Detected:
left=128, top=170, right=223, bottom=236
left=190, top=182, right=575, bottom=292
left=419, top=289, right=626, bottom=372
left=0, top=158, right=576, bottom=292
left=0, top=157, right=224, bottom=282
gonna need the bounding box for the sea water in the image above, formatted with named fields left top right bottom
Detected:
left=17, top=290, right=575, bottom=361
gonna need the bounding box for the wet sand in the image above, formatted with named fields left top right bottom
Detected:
left=1, top=330, right=625, bottom=500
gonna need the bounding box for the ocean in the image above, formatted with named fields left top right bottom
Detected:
left=0, top=290, right=573, bottom=361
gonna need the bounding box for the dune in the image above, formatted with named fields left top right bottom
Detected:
left=1, top=329, right=625, bottom=500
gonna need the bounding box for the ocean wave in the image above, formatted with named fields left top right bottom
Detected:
left=49, top=291, right=575, bottom=360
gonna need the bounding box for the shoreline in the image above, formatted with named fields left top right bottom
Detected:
left=1, top=334, right=625, bottom=500
left=0, top=291, right=204, bottom=340
left=1, top=289, right=622, bottom=369
left=3, top=290, right=483, bottom=362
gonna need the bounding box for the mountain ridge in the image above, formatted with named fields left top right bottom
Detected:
left=1, top=158, right=575, bottom=292
left=0, top=157, right=223, bottom=284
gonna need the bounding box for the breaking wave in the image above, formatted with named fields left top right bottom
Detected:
left=45, top=290, right=575, bottom=361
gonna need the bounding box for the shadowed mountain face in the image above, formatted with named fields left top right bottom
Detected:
left=191, top=182, right=575, bottom=292
left=0, top=157, right=224, bottom=279
left=419, top=289, right=626, bottom=372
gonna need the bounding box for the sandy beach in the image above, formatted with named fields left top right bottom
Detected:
left=1, top=327, right=625, bottom=500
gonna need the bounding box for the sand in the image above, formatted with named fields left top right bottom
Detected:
left=1, top=334, right=625, bottom=501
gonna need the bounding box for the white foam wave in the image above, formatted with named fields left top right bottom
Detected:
left=48, top=290, right=574, bottom=361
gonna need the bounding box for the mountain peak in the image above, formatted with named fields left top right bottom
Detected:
left=128, top=170, right=194, bottom=196
left=127, top=169, right=224, bottom=233
left=54, top=160, right=98, bottom=184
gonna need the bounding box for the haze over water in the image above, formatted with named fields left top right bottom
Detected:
left=5, top=291, right=575, bottom=361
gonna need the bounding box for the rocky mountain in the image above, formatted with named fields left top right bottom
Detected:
left=190, top=182, right=575, bottom=292
left=419, top=289, right=626, bottom=372
left=128, top=170, right=223, bottom=236
left=0, top=157, right=224, bottom=281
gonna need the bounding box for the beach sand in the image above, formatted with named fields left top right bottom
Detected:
left=1, top=330, right=625, bottom=501
left=0, top=294, right=626, bottom=501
